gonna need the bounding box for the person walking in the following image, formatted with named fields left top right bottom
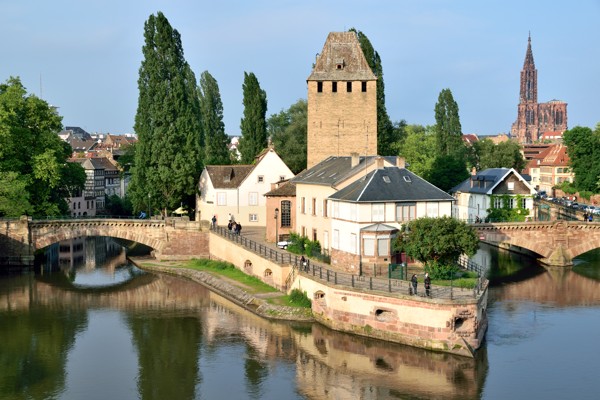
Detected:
left=211, top=215, right=217, bottom=229
left=424, top=272, right=431, bottom=297
left=411, top=274, right=418, bottom=295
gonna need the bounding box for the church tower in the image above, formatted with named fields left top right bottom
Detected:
left=511, top=34, right=567, bottom=143
left=306, top=32, right=378, bottom=168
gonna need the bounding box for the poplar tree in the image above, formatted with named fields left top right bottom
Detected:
left=434, top=88, right=464, bottom=157
left=350, top=28, right=396, bottom=156
left=131, top=12, right=202, bottom=215
left=238, top=72, right=268, bottom=164
left=199, top=71, right=230, bottom=165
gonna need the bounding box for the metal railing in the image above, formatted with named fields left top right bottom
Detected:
left=211, top=225, right=485, bottom=300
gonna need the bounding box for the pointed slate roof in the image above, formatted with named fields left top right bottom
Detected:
left=523, top=33, right=535, bottom=69
left=449, top=168, right=534, bottom=195
left=329, top=167, right=454, bottom=203
left=307, top=32, right=377, bottom=82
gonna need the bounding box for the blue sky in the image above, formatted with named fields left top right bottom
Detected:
left=1, top=0, right=598, bottom=136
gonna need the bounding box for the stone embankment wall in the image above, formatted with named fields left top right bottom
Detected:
left=291, top=274, right=488, bottom=358
left=135, top=262, right=313, bottom=322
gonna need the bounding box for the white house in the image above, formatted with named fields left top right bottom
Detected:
left=327, top=161, right=455, bottom=276
left=450, top=168, right=537, bottom=222
left=196, top=147, right=294, bottom=226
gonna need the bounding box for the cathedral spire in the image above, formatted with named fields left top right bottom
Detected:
left=523, top=32, right=535, bottom=69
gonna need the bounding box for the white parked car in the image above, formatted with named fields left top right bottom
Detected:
left=277, top=240, right=291, bottom=249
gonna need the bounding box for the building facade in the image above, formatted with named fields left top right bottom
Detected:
left=306, top=32, right=378, bottom=168
left=511, top=34, right=568, bottom=143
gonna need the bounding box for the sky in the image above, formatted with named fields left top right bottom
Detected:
left=1, top=0, right=599, bottom=137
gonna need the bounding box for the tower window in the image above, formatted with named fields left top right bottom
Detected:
left=347, top=82, right=352, bottom=92
left=332, top=82, right=337, bottom=93
left=317, top=82, right=323, bottom=93
left=361, top=82, right=367, bottom=92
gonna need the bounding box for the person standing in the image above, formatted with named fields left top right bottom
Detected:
left=211, top=215, right=217, bottom=229
left=411, top=274, right=418, bottom=295
left=424, top=273, right=431, bottom=297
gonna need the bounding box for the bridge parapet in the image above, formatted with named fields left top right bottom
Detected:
left=474, top=220, right=600, bottom=267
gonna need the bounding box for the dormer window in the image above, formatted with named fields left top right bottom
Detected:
left=335, top=58, right=345, bottom=70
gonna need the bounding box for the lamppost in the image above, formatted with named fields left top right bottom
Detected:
left=274, top=207, right=279, bottom=244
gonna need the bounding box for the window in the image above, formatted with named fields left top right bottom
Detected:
left=333, top=229, right=339, bottom=249
left=248, top=192, right=258, bottom=206
left=372, top=204, right=384, bottom=222
left=332, top=82, right=337, bottom=93
left=312, top=229, right=317, bottom=241
left=323, top=199, right=328, bottom=217
left=378, top=238, right=389, bottom=257
left=521, top=198, right=527, bottom=208
left=249, top=214, right=258, bottom=222
left=493, top=197, right=502, bottom=208
left=507, top=198, right=515, bottom=209
left=508, top=182, right=515, bottom=191
left=281, top=200, right=291, bottom=227
left=317, top=82, right=323, bottom=93
left=279, top=175, right=286, bottom=181
left=350, top=233, right=357, bottom=254
left=257, top=176, right=264, bottom=183
left=426, top=202, right=439, bottom=217
left=363, top=238, right=375, bottom=256
left=346, top=81, right=352, bottom=92
left=312, top=198, right=316, bottom=216
left=361, top=82, right=367, bottom=92
left=396, top=203, right=415, bottom=222
left=301, top=197, right=306, bottom=214
left=217, top=192, right=227, bottom=206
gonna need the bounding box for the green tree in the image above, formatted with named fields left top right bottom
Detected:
left=471, top=138, right=526, bottom=171
left=394, top=216, right=479, bottom=279
left=199, top=71, right=230, bottom=165
left=350, top=28, right=396, bottom=156
left=268, top=99, right=307, bottom=173
left=0, top=77, right=84, bottom=217
left=131, top=12, right=203, bottom=216
left=434, top=88, right=464, bottom=157
left=395, top=124, right=436, bottom=178
left=238, top=72, right=267, bottom=164
left=563, top=125, right=600, bottom=192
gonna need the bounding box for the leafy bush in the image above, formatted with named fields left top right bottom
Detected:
left=288, top=289, right=311, bottom=308
left=424, top=260, right=459, bottom=280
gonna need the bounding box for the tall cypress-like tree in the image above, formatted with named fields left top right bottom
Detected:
left=238, top=72, right=268, bottom=164
left=199, top=71, right=230, bottom=165
left=350, top=28, right=395, bottom=156
left=131, top=12, right=202, bottom=215
left=434, top=88, right=464, bottom=157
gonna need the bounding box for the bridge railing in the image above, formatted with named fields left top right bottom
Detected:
left=211, top=225, right=484, bottom=300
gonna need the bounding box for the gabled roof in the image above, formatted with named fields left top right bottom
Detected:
left=462, top=134, right=479, bottom=145
left=361, top=223, right=398, bottom=232
left=264, top=180, right=296, bottom=197
left=450, top=168, right=533, bottom=195
left=329, top=167, right=454, bottom=203
left=293, top=155, right=398, bottom=187
left=205, top=165, right=255, bottom=189
left=307, top=32, right=377, bottom=82
left=538, top=143, right=569, bottom=167
left=90, top=157, right=118, bottom=171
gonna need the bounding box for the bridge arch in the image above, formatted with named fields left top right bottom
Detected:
left=475, top=221, right=600, bottom=267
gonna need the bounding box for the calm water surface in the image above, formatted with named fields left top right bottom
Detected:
left=1, top=238, right=600, bottom=400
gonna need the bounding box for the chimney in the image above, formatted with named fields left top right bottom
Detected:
left=376, top=156, right=384, bottom=169
left=351, top=152, right=359, bottom=168
left=397, top=156, right=405, bottom=169
left=471, top=167, right=477, bottom=176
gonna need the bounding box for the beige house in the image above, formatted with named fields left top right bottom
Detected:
left=196, top=147, right=294, bottom=226
left=328, top=162, right=454, bottom=276
left=292, top=154, right=402, bottom=253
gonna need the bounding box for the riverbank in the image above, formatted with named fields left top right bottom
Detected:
left=130, top=257, right=314, bottom=322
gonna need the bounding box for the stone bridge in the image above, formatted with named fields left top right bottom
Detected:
left=1, top=217, right=209, bottom=265
left=474, top=220, right=600, bottom=267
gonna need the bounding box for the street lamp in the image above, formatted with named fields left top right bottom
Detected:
left=274, top=207, right=279, bottom=244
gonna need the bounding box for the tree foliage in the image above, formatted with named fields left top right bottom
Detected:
left=199, top=71, right=230, bottom=165
left=238, top=72, right=267, bottom=164
left=131, top=12, right=203, bottom=216
left=394, top=216, right=479, bottom=277
left=434, top=88, right=464, bottom=157
left=267, top=99, right=307, bottom=173
left=350, top=28, right=396, bottom=156
left=0, top=77, right=85, bottom=217
left=563, top=125, right=600, bottom=193
left=396, top=125, right=436, bottom=178
left=470, top=138, right=526, bottom=171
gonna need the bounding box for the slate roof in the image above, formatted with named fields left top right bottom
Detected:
left=293, top=156, right=398, bottom=187
left=264, top=180, right=296, bottom=197
left=90, top=157, right=118, bottom=171
left=329, top=167, right=454, bottom=203
left=361, top=223, right=398, bottom=232
left=205, top=165, right=255, bottom=189
left=449, top=168, right=530, bottom=195
left=307, top=32, right=377, bottom=82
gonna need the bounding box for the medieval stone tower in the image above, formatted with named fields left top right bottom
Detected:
left=306, top=32, right=378, bottom=168
left=511, top=34, right=568, bottom=143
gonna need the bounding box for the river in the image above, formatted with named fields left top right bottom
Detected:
left=1, top=237, right=599, bottom=400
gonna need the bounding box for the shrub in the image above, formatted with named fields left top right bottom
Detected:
left=424, top=260, right=459, bottom=280
left=288, top=289, right=311, bottom=308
